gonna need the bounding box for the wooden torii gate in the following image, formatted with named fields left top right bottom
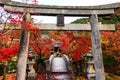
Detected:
left=0, top=0, right=120, bottom=80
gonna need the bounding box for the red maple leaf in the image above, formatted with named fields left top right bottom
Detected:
left=71, top=49, right=81, bottom=61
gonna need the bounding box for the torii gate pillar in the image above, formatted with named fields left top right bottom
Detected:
left=90, top=14, right=105, bottom=80
left=16, top=13, right=30, bottom=80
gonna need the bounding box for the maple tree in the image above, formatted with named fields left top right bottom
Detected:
left=0, top=3, right=92, bottom=62
left=29, top=30, right=54, bottom=58
left=49, top=31, right=91, bottom=61
left=0, top=30, right=19, bottom=62
left=101, top=30, right=120, bottom=61
left=0, top=28, right=19, bottom=80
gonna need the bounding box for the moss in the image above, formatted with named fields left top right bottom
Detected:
left=105, top=75, right=114, bottom=80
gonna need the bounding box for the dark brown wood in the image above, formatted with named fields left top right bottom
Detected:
left=2, top=61, right=7, bottom=80
left=16, top=13, right=30, bottom=80
left=90, top=14, right=105, bottom=80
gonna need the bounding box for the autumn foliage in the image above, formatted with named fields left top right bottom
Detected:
left=0, top=3, right=120, bottom=66
left=0, top=30, right=19, bottom=62
left=1, top=12, right=120, bottom=62
left=101, top=30, right=120, bottom=61
left=49, top=31, right=91, bottom=61
left=0, top=73, right=16, bottom=80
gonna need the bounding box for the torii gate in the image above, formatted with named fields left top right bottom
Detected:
left=0, top=0, right=119, bottom=80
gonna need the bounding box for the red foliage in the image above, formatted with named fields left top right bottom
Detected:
left=11, top=30, right=21, bottom=39
left=3, top=9, right=92, bottom=61
left=101, top=30, right=120, bottom=61
left=0, top=28, right=19, bottom=62
left=60, top=37, right=70, bottom=53
left=49, top=31, right=91, bottom=61
left=0, top=73, right=16, bottom=80
left=9, top=14, right=40, bottom=33
left=71, top=49, right=81, bottom=61
left=0, top=45, right=19, bottom=62
left=29, top=32, right=54, bottom=58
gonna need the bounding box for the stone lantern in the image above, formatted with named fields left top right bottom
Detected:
left=83, top=52, right=95, bottom=79
left=27, top=51, right=36, bottom=79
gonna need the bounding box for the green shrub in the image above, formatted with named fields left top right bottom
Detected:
left=8, top=60, right=17, bottom=73
left=103, top=52, right=120, bottom=75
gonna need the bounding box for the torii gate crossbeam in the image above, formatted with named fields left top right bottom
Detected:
left=0, top=0, right=119, bottom=16
left=9, top=23, right=115, bottom=31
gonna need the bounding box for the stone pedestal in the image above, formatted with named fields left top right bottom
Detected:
left=83, top=52, right=96, bottom=79
left=87, top=61, right=95, bottom=79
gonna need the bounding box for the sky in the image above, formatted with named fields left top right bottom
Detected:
left=12, top=0, right=120, bottom=24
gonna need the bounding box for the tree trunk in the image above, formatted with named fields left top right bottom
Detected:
left=90, top=14, right=105, bottom=80
left=16, top=13, right=31, bottom=80
left=2, top=61, right=7, bottom=80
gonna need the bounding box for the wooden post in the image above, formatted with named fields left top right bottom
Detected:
left=90, top=14, right=105, bottom=80
left=2, top=61, right=8, bottom=80
left=16, top=13, right=31, bottom=80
